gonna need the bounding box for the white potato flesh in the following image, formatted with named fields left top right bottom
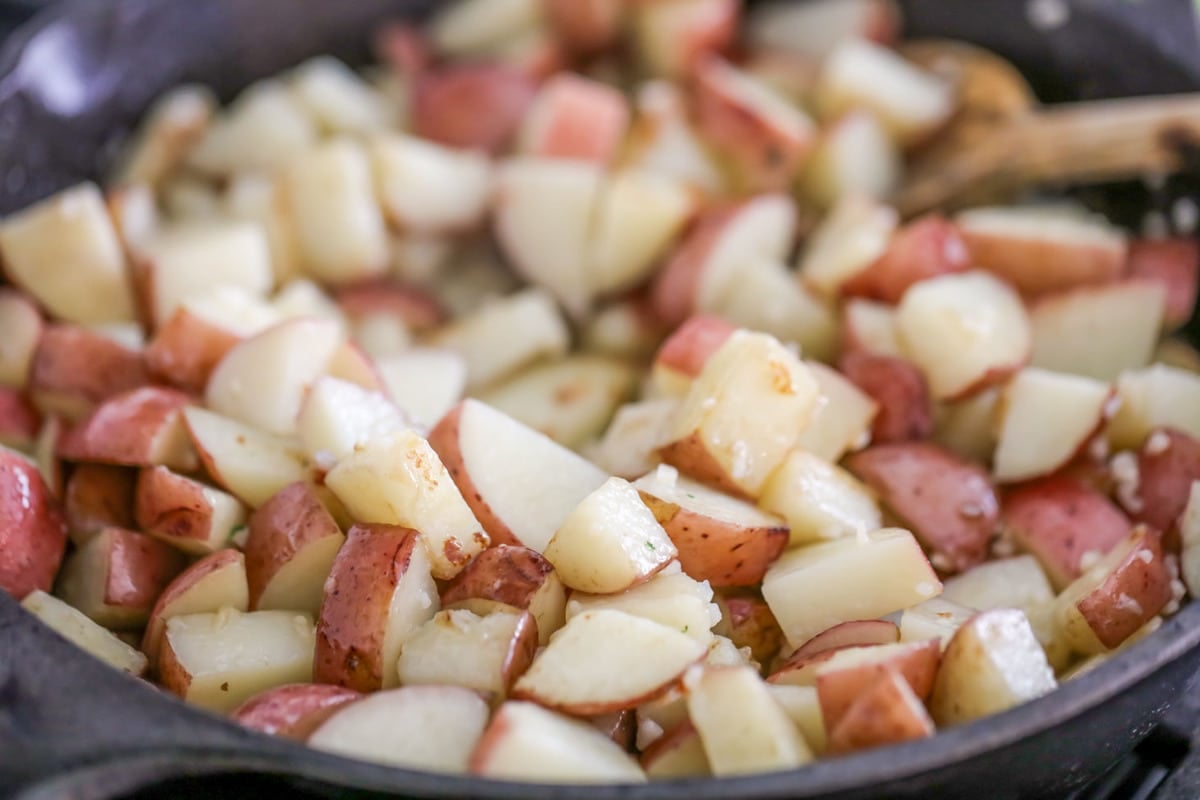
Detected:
left=763, top=528, right=942, bottom=649
left=934, top=387, right=1001, bottom=464
left=0, top=183, right=136, bottom=324
left=187, top=81, right=318, bottom=176
left=184, top=286, right=282, bottom=337
left=566, top=564, right=721, bottom=645
left=22, top=590, right=148, bottom=676
left=182, top=406, right=309, bottom=508
left=1181, top=483, right=1200, bottom=597
left=759, top=449, right=882, bottom=545
left=161, top=609, right=315, bottom=713
left=471, top=700, right=647, bottom=783
left=992, top=368, right=1111, bottom=483
left=941, top=555, right=1056, bottom=613
left=843, top=298, right=903, bottom=356
left=899, top=597, right=976, bottom=649
left=544, top=477, right=677, bottom=594
left=589, top=398, right=679, bottom=480
left=111, top=84, right=216, bottom=186
left=325, top=429, right=487, bottom=580
left=297, top=377, right=409, bottom=462
left=429, top=0, right=541, bottom=56
left=766, top=684, right=827, bottom=754
left=796, top=194, right=897, bottom=298
left=1108, top=364, right=1200, bottom=449
left=143, top=552, right=250, bottom=663
left=589, top=169, right=694, bottom=295
left=794, top=361, right=878, bottom=462
left=396, top=607, right=530, bottom=695
left=256, top=533, right=345, bottom=615
left=0, top=291, right=42, bottom=388
left=310, top=686, right=489, bottom=773
left=801, top=110, right=901, bottom=208
left=375, top=349, right=467, bottom=429
left=290, top=56, right=390, bottom=136
left=686, top=665, right=813, bottom=776
left=370, top=134, right=493, bottom=233
left=691, top=195, right=798, bottom=313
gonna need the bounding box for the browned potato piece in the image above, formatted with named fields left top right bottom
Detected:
left=244, top=482, right=344, bottom=614
left=826, top=669, right=935, bottom=755
left=231, top=684, right=362, bottom=739
left=713, top=592, right=785, bottom=666
left=135, top=466, right=247, bottom=556
left=846, top=442, right=998, bottom=573
left=64, top=463, right=136, bottom=545
left=58, top=387, right=198, bottom=471
left=440, top=544, right=567, bottom=647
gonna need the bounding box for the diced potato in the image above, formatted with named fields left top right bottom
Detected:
left=21, top=590, right=148, bottom=676
left=759, top=450, right=882, bottom=545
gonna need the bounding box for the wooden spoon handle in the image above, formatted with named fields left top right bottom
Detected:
left=895, top=94, right=1200, bottom=217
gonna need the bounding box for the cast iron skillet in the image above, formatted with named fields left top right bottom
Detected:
left=1, top=1, right=1199, bottom=798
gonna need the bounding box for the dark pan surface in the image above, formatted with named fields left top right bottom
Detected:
left=1, top=1, right=1199, bottom=798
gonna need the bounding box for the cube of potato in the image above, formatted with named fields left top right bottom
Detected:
left=441, top=544, right=567, bottom=647
left=766, top=684, right=827, bottom=754
left=793, top=361, right=878, bottom=462
left=134, top=466, right=246, bottom=556
left=588, top=398, right=679, bottom=480
left=759, top=450, right=882, bottom=545
left=826, top=669, right=935, bottom=755
left=183, top=406, right=310, bottom=509
left=289, top=56, right=390, bottom=136
left=1108, top=364, right=1200, bottom=450
left=0, top=183, right=136, bottom=324
left=898, top=597, right=975, bottom=648
left=396, top=607, right=538, bottom=696
left=762, top=528, right=942, bottom=650
left=929, top=609, right=1056, bottom=726
left=222, top=174, right=301, bottom=285
left=187, top=80, right=318, bottom=176
left=370, top=133, right=493, bottom=233
left=159, top=608, right=315, bottom=713
left=21, top=590, right=148, bottom=676
left=659, top=330, right=820, bottom=499
left=296, top=376, right=409, bottom=462
left=566, top=564, right=721, bottom=645
left=544, top=477, right=677, bottom=594
left=142, top=549, right=249, bottom=664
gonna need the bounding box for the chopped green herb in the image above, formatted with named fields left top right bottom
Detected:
left=686, top=493, right=696, bottom=499
left=646, top=541, right=656, bottom=551
left=228, top=524, right=247, bottom=544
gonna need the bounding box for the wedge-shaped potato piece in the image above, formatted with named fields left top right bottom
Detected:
left=512, top=609, right=707, bottom=715
left=205, top=317, right=343, bottom=437
left=623, top=80, right=724, bottom=193
left=847, top=442, right=998, bottom=573
left=843, top=213, right=969, bottom=304
left=1030, top=281, right=1166, bottom=382
left=841, top=298, right=903, bottom=357
left=747, top=0, right=897, bottom=61
left=244, top=482, right=344, bottom=614
left=30, top=325, right=150, bottom=423
left=897, top=271, right=1031, bottom=401
left=441, top=544, right=566, bottom=647
left=1054, top=526, right=1173, bottom=655
left=412, top=64, right=537, bottom=154
left=898, top=597, right=975, bottom=648
left=58, top=387, right=197, bottom=472
left=760, top=450, right=882, bottom=545
left=312, top=524, right=437, bottom=691
left=659, top=330, right=819, bottom=499
left=429, top=399, right=608, bottom=552
left=136, top=221, right=273, bottom=327
left=840, top=351, right=934, bottom=444
left=544, top=477, right=676, bottom=594
left=370, top=134, right=493, bottom=234
left=135, top=466, right=247, bottom=556
left=933, top=387, right=1001, bottom=464
left=309, top=685, right=489, bottom=773
left=800, top=109, right=900, bottom=209
left=714, top=592, right=784, bottom=665
left=1001, top=478, right=1131, bottom=590
left=814, top=639, right=940, bottom=730
left=1108, top=365, right=1200, bottom=450
left=635, top=466, right=789, bottom=587
left=478, top=356, right=636, bottom=450
left=797, top=195, right=898, bottom=299
left=296, top=376, right=408, bottom=462
left=325, top=429, right=487, bottom=580
left=111, top=84, right=216, bottom=186
left=471, top=700, right=647, bottom=783
left=1127, top=238, right=1199, bottom=330
left=56, top=526, right=185, bottom=630
left=0, top=289, right=42, bottom=388
left=144, top=307, right=241, bottom=394
left=396, top=606, right=538, bottom=696
left=0, top=183, right=136, bottom=324
left=651, top=315, right=735, bottom=397
left=1129, top=427, right=1200, bottom=533
left=183, top=407, right=309, bottom=508
left=281, top=139, right=389, bottom=285
left=827, top=669, right=935, bottom=755
left=22, top=590, right=148, bottom=675
left=641, top=720, right=712, bottom=779
left=930, top=609, right=1056, bottom=726
left=589, top=398, right=679, bottom=481
left=232, top=684, right=361, bottom=740
left=788, top=619, right=901, bottom=663
left=794, top=362, right=878, bottom=462
left=160, top=608, right=315, bottom=713
left=372, top=347, right=465, bottom=421
left=765, top=684, right=827, bottom=754
left=142, top=548, right=248, bottom=664
left=565, top=564, right=720, bottom=646
left=993, top=368, right=1112, bottom=483
left=1180, top=484, right=1200, bottom=597
left=186, top=80, right=317, bottom=176
left=763, top=528, right=941, bottom=650
left=430, top=289, right=569, bottom=391
left=631, top=0, right=737, bottom=79
left=957, top=205, right=1128, bottom=295
left=65, top=464, right=135, bottom=545
left=686, top=665, right=813, bottom=776
left=519, top=73, right=630, bottom=165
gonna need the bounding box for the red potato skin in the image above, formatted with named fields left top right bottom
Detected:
left=839, top=351, right=934, bottom=443
left=767, top=645, right=845, bottom=686
left=144, top=308, right=241, bottom=394
left=0, top=448, right=67, bottom=599
left=826, top=669, right=935, bottom=755
left=815, top=638, right=941, bottom=730
left=57, top=386, right=194, bottom=467
left=654, top=314, right=736, bottom=380
left=134, top=466, right=224, bottom=550
left=335, top=281, right=446, bottom=331
left=1130, top=427, right=1200, bottom=537
left=650, top=204, right=742, bottom=327
left=842, top=214, right=971, bottom=304
left=545, top=0, right=624, bottom=54
left=655, top=432, right=758, bottom=502
left=591, top=709, right=638, bottom=753
left=412, top=65, right=538, bottom=155
left=142, top=548, right=246, bottom=663
left=714, top=591, right=785, bottom=665
left=639, top=719, right=702, bottom=770
left=30, top=325, right=151, bottom=420
left=846, top=442, right=999, bottom=574
left=440, top=544, right=555, bottom=610
left=1125, top=238, right=1198, bottom=330
left=1002, top=476, right=1131, bottom=589
left=637, top=0, right=739, bottom=78
left=788, top=619, right=901, bottom=662
left=524, top=74, right=630, bottom=165
left=312, top=523, right=422, bottom=693
left=244, top=482, right=342, bottom=610
left=1077, top=526, right=1173, bottom=649
left=959, top=226, right=1127, bottom=296
left=231, top=683, right=362, bottom=740
left=0, top=386, right=41, bottom=448
left=99, top=526, right=187, bottom=616
left=371, top=22, right=432, bottom=79
left=66, top=463, right=137, bottom=543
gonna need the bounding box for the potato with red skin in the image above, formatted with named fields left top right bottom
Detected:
left=412, top=65, right=537, bottom=154
left=65, top=463, right=136, bottom=544
left=0, top=448, right=67, bottom=599
left=846, top=442, right=998, bottom=574
left=815, top=639, right=941, bottom=730
left=335, top=281, right=445, bottom=331
left=714, top=592, right=785, bottom=665
left=842, top=214, right=970, bottom=304
left=1002, top=476, right=1132, bottom=590
left=232, top=684, right=362, bottom=739
left=826, top=669, right=935, bottom=755
left=1129, top=428, right=1200, bottom=535
left=839, top=351, right=934, bottom=443
left=29, top=324, right=151, bottom=421
left=440, top=544, right=566, bottom=646
left=651, top=314, right=736, bottom=392
left=134, top=465, right=245, bottom=556
left=0, top=288, right=43, bottom=389
left=1125, top=238, right=1198, bottom=330
left=788, top=619, right=900, bottom=662
left=142, top=548, right=248, bottom=664
left=371, top=22, right=432, bottom=78
left=545, top=0, right=624, bottom=55
left=57, top=387, right=197, bottom=471
left=0, top=387, right=41, bottom=449
left=519, top=73, right=630, bottom=165
left=144, top=307, right=241, bottom=393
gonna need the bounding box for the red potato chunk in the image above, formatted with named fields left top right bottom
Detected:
left=57, top=387, right=196, bottom=471
left=144, top=308, right=242, bottom=394
left=826, top=669, right=935, bottom=755
left=0, top=386, right=41, bottom=449
left=519, top=73, right=630, bottom=165
left=846, top=442, right=998, bottom=573
left=1002, top=476, right=1132, bottom=591
left=1127, top=427, right=1200, bottom=535
left=233, top=683, right=362, bottom=740
left=1125, top=238, right=1198, bottom=330
left=841, top=214, right=970, bottom=305
left=64, top=463, right=137, bottom=544
left=30, top=324, right=151, bottom=421
left=412, top=64, right=537, bottom=154
left=0, top=448, right=67, bottom=599
left=839, top=351, right=934, bottom=443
